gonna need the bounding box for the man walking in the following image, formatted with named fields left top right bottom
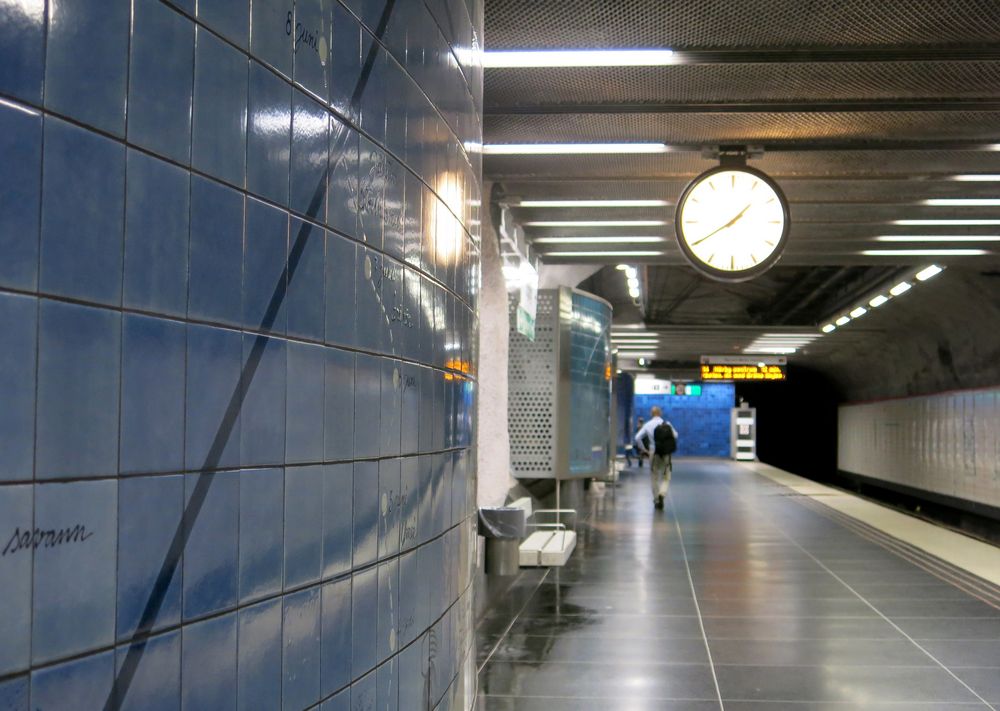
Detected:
left=633, top=406, right=678, bottom=509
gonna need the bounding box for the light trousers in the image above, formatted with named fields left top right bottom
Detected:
left=650, top=453, right=672, bottom=500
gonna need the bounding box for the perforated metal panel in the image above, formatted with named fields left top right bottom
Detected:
left=507, top=290, right=559, bottom=477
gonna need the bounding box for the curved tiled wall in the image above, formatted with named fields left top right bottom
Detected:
left=0, top=0, right=483, bottom=709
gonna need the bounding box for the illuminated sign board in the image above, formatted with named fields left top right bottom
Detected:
left=700, top=355, right=787, bottom=381
left=634, top=378, right=703, bottom=395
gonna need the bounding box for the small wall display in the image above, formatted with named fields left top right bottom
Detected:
left=701, top=355, right=787, bottom=381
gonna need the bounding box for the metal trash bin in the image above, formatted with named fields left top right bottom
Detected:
left=478, top=507, right=526, bottom=576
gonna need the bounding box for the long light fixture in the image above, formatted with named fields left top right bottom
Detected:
left=869, top=294, right=889, bottom=307
left=524, top=220, right=666, bottom=227
left=743, top=333, right=822, bottom=355
left=553, top=250, right=663, bottom=257
left=862, top=248, right=988, bottom=256
left=518, top=199, right=669, bottom=208
left=889, top=281, right=912, bottom=296
left=916, top=264, right=943, bottom=281
left=924, top=198, right=1000, bottom=206
left=894, top=219, right=1000, bottom=225
left=876, top=235, right=1000, bottom=242
left=484, top=48, right=675, bottom=68
left=484, top=143, right=669, bottom=155
left=533, top=236, right=665, bottom=244
left=950, top=174, right=1000, bottom=181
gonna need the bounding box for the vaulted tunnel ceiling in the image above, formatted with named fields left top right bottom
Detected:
left=483, top=0, right=1000, bottom=378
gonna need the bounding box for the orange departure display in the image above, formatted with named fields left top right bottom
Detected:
left=700, top=363, right=786, bottom=381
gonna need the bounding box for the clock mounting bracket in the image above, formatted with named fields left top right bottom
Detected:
left=700, top=145, right=764, bottom=167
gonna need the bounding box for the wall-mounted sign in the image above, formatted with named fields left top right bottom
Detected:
left=634, top=378, right=703, bottom=395
left=700, top=356, right=786, bottom=381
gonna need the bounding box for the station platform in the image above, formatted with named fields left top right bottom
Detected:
left=477, top=459, right=1000, bottom=710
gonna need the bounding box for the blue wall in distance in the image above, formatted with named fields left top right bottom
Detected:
left=634, top=383, right=735, bottom=457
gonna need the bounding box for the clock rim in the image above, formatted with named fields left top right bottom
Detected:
left=674, top=165, right=791, bottom=283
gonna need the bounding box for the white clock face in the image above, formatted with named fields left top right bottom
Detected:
left=676, top=168, right=789, bottom=280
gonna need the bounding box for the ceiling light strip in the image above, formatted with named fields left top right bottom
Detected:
left=484, top=143, right=669, bottom=155
left=518, top=199, right=669, bottom=208
left=876, top=236, right=1000, bottom=242
left=483, top=48, right=675, bottom=68
left=524, top=220, right=667, bottom=227
left=862, top=249, right=988, bottom=256
left=534, top=236, right=666, bottom=244
left=821, top=264, right=943, bottom=333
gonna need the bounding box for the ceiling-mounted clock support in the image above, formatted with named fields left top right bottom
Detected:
left=700, top=145, right=764, bottom=166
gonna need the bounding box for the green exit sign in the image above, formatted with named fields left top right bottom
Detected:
left=673, top=383, right=702, bottom=396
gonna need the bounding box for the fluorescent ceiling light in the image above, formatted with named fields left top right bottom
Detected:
left=533, top=236, right=665, bottom=244
left=877, top=235, right=1000, bottom=242
left=518, top=199, right=669, bottom=208
left=615, top=344, right=656, bottom=350
left=924, top=198, right=1000, bottom=206
left=850, top=306, right=868, bottom=318
left=612, top=334, right=659, bottom=340
left=916, top=264, right=944, bottom=281
left=889, top=282, right=912, bottom=296
left=821, top=324, right=836, bottom=333
left=484, top=48, right=675, bottom=68
left=626, top=278, right=639, bottom=288
left=950, top=174, right=1000, bottom=181
left=835, top=316, right=851, bottom=326
left=484, top=143, right=668, bottom=155
left=552, top=250, right=663, bottom=257
left=524, top=220, right=666, bottom=227
left=611, top=340, right=659, bottom=346
left=894, top=219, right=1000, bottom=225
left=869, top=294, right=889, bottom=307
left=615, top=264, right=629, bottom=270
left=744, top=347, right=797, bottom=354
left=863, top=249, right=988, bottom=256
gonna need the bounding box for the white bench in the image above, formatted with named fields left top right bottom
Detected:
left=507, top=497, right=577, bottom=567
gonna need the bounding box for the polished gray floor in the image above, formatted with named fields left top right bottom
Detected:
left=476, top=459, right=1000, bottom=710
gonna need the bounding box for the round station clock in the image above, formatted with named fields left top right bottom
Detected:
left=674, top=165, right=790, bottom=281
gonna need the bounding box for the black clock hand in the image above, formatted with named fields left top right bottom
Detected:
left=690, top=202, right=753, bottom=246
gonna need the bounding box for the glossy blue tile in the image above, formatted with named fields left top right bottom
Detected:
left=237, top=598, right=282, bottom=711
left=193, top=28, right=249, bottom=187
left=45, top=0, right=128, bottom=134
left=321, top=687, right=349, bottom=711
left=119, top=314, right=186, bottom=473
left=36, top=300, right=120, bottom=479
left=354, top=354, right=381, bottom=459
left=128, top=0, right=194, bottom=163
left=384, top=64, right=407, bottom=160
left=397, top=631, right=425, bottom=711
left=181, top=612, right=237, bottom=711
left=380, top=359, right=401, bottom=457
left=185, top=323, right=242, bottom=469
left=0, top=293, right=35, bottom=482
left=324, top=347, right=355, bottom=460
left=286, top=342, right=325, bottom=463
left=0, top=0, right=43, bottom=102
left=32, top=480, right=117, bottom=663
left=416, top=455, right=433, bottom=544
left=0, top=102, right=41, bottom=291
left=244, top=197, right=289, bottom=332
left=396, top=550, right=421, bottom=649
left=418, top=277, right=436, bottom=365
left=400, top=363, right=420, bottom=457
left=383, top=159, right=405, bottom=260
left=188, top=176, right=244, bottom=326
left=30, top=649, right=113, bottom=710
left=402, top=173, right=423, bottom=272
left=376, top=559, right=399, bottom=663
left=284, top=465, right=323, bottom=588
left=0, top=485, right=31, bottom=675
left=320, top=577, right=351, bottom=697
left=293, top=0, right=331, bottom=102
left=322, top=463, right=353, bottom=578
left=377, top=459, right=400, bottom=560
left=182, top=471, right=238, bottom=619
left=359, top=46, right=386, bottom=144
left=329, top=3, right=361, bottom=120
left=40, top=117, right=125, bottom=305
left=241, top=334, right=287, bottom=466
left=327, top=118, right=359, bottom=239
left=124, top=151, right=190, bottom=316
left=399, top=459, right=419, bottom=553
left=353, top=460, right=378, bottom=568
left=116, top=475, right=183, bottom=639
left=282, top=586, right=321, bottom=710
left=351, top=567, right=377, bottom=679
left=377, top=656, right=398, bottom=711
left=238, top=467, right=284, bottom=602
left=198, top=0, right=249, bottom=49
left=401, top=269, right=421, bottom=361
left=0, top=675, right=28, bottom=711
left=165, top=0, right=194, bottom=15
left=355, top=247, right=383, bottom=352
left=291, top=95, right=329, bottom=221
left=418, top=368, right=435, bottom=454
left=250, top=0, right=293, bottom=77
left=114, top=630, right=181, bottom=711
left=324, top=232, right=357, bottom=348
left=381, top=258, right=405, bottom=358
left=248, top=61, right=292, bottom=206
left=287, top=219, right=325, bottom=341
left=358, top=139, right=384, bottom=250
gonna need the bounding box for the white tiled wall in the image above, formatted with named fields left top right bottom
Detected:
left=838, top=388, right=1000, bottom=510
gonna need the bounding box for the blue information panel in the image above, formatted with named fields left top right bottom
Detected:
left=568, top=292, right=613, bottom=476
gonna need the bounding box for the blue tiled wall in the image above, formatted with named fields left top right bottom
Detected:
left=0, top=0, right=483, bottom=709
left=634, top=384, right=735, bottom=457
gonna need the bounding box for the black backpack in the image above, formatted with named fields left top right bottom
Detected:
left=653, top=423, right=677, bottom=455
